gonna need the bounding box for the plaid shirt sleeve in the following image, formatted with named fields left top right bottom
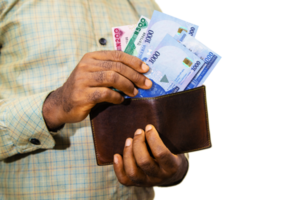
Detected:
left=0, top=91, right=56, bottom=160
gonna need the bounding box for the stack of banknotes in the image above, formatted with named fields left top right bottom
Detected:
left=112, top=10, right=221, bottom=98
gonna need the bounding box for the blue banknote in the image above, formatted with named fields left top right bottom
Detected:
left=134, top=34, right=204, bottom=98
left=177, top=32, right=221, bottom=89
left=138, top=10, right=199, bottom=62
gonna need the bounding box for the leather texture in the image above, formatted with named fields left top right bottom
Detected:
left=90, top=85, right=211, bottom=165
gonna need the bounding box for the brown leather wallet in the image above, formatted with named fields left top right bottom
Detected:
left=90, top=85, right=211, bottom=165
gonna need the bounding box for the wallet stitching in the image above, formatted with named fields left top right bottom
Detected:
left=204, top=85, right=212, bottom=147
left=131, top=86, right=205, bottom=101
left=90, top=120, right=101, bottom=165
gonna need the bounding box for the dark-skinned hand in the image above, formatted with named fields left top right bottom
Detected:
left=42, top=51, right=188, bottom=186
left=114, top=124, right=188, bottom=187
left=42, top=50, right=152, bottom=130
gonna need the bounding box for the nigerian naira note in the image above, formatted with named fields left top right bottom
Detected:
left=112, top=24, right=135, bottom=51
left=138, top=10, right=198, bottom=62
left=124, top=16, right=150, bottom=56
left=177, top=32, right=221, bottom=89
left=134, top=34, right=204, bottom=98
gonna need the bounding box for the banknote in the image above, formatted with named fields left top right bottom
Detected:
left=177, top=32, right=221, bottom=89
left=134, top=34, right=204, bottom=98
left=138, top=10, right=199, bottom=62
left=112, top=24, right=135, bottom=51
left=124, top=16, right=150, bottom=56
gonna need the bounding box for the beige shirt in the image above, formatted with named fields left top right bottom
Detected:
left=0, top=0, right=162, bottom=199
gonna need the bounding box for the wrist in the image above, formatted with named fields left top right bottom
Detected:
left=42, top=89, right=66, bottom=131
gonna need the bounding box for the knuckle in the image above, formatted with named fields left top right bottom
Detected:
left=138, top=159, right=152, bottom=170
left=77, top=62, right=88, bottom=70
left=133, top=72, right=144, bottom=83
left=156, top=150, right=170, bottom=161
left=99, top=61, right=113, bottom=70
left=114, top=62, right=124, bottom=74
left=128, top=56, right=136, bottom=66
left=132, top=137, right=141, bottom=146
left=89, top=90, right=102, bottom=103
left=127, top=171, right=143, bottom=185
left=126, top=168, right=137, bottom=180
left=73, top=71, right=85, bottom=81
left=107, top=71, right=119, bottom=84
left=100, top=88, right=111, bottom=100
left=112, top=51, right=124, bottom=61
left=138, top=157, right=150, bottom=167
left=94, top=71, right=106, bottom=84
left=139, top=161, right=158, bottom=177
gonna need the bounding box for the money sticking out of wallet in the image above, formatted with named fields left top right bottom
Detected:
left=112, top=10, right=221, bottom=98
left=90, top=11, right=218, bottom=165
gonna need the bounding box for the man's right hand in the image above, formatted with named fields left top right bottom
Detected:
left=42, top=51, right=152, bottom=130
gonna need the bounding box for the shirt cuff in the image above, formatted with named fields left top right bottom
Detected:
left=0, top=92, right=56, bottom=159
left=155, top=153, right=192, bottom=189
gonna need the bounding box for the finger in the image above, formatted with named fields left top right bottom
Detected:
left=87, top=87, right=124, bottom=104
left=113, top=154, right=135, bottom=186
left=132, top=129, right=161, bottom=178
left=89, top=51, right=149, bottom=73
left=123, top=138, right=147, bottom=185
left=88, top=71, right=138, bottom=97
left=144, top=125, right=177, bottom=169
left=87, top=61, right=152, bottom=89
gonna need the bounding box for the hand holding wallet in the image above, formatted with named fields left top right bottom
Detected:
left=90, top=85, right=211, bottom=165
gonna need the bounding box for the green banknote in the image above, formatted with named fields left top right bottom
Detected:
left=124, top=16, right=150, bottom=56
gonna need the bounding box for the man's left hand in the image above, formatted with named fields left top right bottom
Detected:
left=113, top=124, right=188, bottom=187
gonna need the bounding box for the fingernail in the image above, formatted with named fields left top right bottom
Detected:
left=145, top=79, right=152, bottom=87
left=125, top=138, right=132, bottom=147
left=145, top=125, right=152, bottom=132
left=135, top=129, right=142, bottom=135
left=142, top=62, right=149, bottom=71
left=114, top=155, right=118, bottom=164
left=133, top=88, right=138, bottom=96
